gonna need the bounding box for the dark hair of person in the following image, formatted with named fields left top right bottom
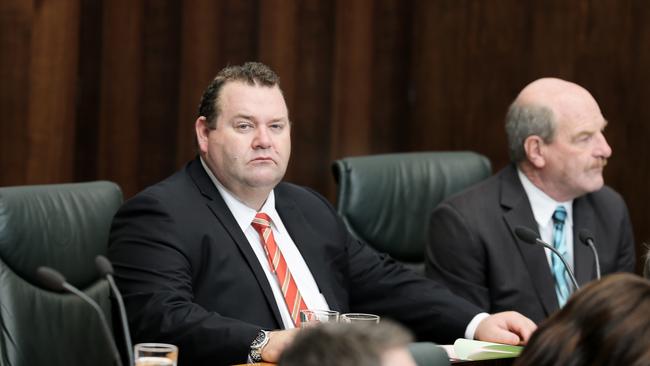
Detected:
left=515, top=273, right=650, bottom=366
left=278, top=321, right=413, bottom=366
left=197, top=62, right=280, bottom=129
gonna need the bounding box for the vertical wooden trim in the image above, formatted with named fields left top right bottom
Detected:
left=97, top=0, right=142, bottom=196
left=25, top=0, right=80, bottom=183
left=330, top=0, right=374, bottom=160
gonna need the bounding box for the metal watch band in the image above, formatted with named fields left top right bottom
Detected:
left=249, top=330, right=270, bottom=362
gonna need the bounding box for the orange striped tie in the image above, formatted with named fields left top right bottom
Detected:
left=251, top=212, right=308, bottom=326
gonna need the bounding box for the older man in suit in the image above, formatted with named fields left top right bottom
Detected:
left=425, top=78, right=635, bottom=324
left=108, top=62, right=535, bottom=366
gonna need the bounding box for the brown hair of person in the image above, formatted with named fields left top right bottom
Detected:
left=515, top=273, right=650, bottom=366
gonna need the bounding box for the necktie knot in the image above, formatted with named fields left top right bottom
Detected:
left=553, top=206, right=567, bottom=224
left=252, top=212, right=272, bottom=230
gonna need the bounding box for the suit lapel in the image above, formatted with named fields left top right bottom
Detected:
left=275, top=187, right=343, bottom=312
left=187, top=158, right=284, bottom=326
left=500, top=166, right=559, bottom=315
left=572, top=197, right=595, bottom=285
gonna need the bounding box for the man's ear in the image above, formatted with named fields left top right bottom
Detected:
left=523, top=135, right=546, bottom=168
left=195, top=116, right=210, bottom=153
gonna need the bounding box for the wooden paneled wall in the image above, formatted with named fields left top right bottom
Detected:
left=1, top=0, right=649, bottom=269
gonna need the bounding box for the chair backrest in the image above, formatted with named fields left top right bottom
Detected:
left=0, top=181, right=123, bottom=366
left=332, top=151, right=491, bottom=268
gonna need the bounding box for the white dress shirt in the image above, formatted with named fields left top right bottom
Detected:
left=518, top=169, right=574, bottom=269
left=200, top=158, right=329, bottom=329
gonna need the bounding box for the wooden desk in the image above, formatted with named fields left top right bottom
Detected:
left=453, top=358, right=515, bottom=365
left=235, top=358, right=514, bottom=365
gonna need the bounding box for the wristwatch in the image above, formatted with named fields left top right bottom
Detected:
left=249, top=330, right=270, bottom=362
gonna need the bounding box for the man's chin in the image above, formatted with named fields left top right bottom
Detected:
left=584, top=178, right=605, bottom=193
left=245, top=174, right=284, bottom=189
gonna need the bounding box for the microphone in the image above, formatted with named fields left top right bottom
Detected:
left=36, top=266, right=124, bottom=366
left=514, top=226, right=580, bottom=291
left=578, top=229, right=601, bottom=280
left=96, top=255, right=134, bottom=366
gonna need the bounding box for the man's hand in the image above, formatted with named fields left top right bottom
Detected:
left=261, top=329, right=300, bottom=362
left=474, top=311, right=537, bottom=345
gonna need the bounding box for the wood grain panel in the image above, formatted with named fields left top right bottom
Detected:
left=176, top=0, right=222, bottom=168
left=370, top=0, right=412, bottom=153
left=138, top=0, right=182, bottom=188
left=0, top=0, right=648, bottom=268
left=0, top=1, right=32, bottom=186
left=97, top=0, right=143, bottom=197
left=74, top=0, right=103, bottom=182
left=25, top=0, right=80, bottom=183
left=279, top=0, right=335, bottom=196
left=330, top=0, right=374, bottom=159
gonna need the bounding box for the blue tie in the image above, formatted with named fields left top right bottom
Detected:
left=551, top=206, right=570, bottom=307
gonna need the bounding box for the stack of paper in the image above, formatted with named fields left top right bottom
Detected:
left=442, top=339, right=523, bottom=361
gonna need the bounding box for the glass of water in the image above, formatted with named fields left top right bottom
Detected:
left=299, top=309, right=340, bottom=327
left=134, top=343, right=178, bottom=366
left=340, top=313, right=380, bottom=323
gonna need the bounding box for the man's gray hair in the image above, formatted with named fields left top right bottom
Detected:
left=505, top=102, right=556, bottom=163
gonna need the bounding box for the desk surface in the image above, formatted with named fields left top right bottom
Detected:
left=234, top=359, right=514, bottom=366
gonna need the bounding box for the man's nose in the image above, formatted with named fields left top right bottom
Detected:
left=595, top=132, right=612, bottom=158
left=252, top=126, right=272, bottom=148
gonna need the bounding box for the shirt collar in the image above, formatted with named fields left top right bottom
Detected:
left=200, top=157, right=280, bottom=230
left=517, top=168, right=573, bottom=228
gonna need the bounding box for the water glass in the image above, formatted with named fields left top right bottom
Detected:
left=299, top=309, right=340, bottom=327
left=134, top=343, right=178, bottom=366
left=340, top=313, right=380, bottom=323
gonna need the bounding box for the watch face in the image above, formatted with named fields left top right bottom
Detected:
left=252, top=330, right=268, bottom=348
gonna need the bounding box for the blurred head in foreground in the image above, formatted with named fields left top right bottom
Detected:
left=516, top=273, right=650, bottom=366
left=278, top=320, right=417, bottom=366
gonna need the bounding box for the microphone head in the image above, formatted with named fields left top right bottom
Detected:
left=95, top=255, right=114, bottom=276
left=514, top=226, right=540, bottom=244
left=578, top=229, right=595, bottom=245
left=36, top=266, right=67, bottom=292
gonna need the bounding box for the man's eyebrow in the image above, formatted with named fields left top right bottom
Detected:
left=232, top=113, right=254, bottom=120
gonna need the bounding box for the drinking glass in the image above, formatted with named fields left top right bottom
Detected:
left=134, top=343, right=178, bottom=366
left=340, top=313, right=380, bottom=323
left=299, top=309, right=340, bottom=327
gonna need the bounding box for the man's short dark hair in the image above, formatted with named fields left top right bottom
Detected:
left=197, top=62, right=280, bottom=128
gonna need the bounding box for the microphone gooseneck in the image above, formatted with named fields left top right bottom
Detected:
left=578, top=229, right=601, bottom=280
left=514, top=226, right=580, bottom=291
left=36, top=266, right=124, bottom=366
left=96, top=255, right=135, bottom=366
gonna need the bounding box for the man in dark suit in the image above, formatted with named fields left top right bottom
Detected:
left=425, top=78, right=635, bottom=324
left=108, top=62, right=535, bottom=366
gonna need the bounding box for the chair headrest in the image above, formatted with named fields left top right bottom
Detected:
left=333, top=152, right=491, bottom=262
left=0, top=181, right=122, bottom=288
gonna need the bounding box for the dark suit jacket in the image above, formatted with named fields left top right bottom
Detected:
left=425, top=164, right=635, bottom=324
left=108, top=157, right=481, bottom=366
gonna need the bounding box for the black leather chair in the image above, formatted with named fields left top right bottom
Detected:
left=0, top=181, right=123, bottom=366
left=332, top=151, right=491, bottom=273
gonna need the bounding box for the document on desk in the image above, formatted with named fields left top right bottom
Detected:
left=441, top=339, right=523, bottom=361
